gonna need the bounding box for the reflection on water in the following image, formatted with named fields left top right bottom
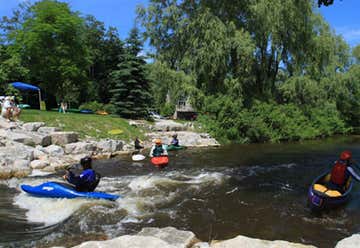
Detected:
left=1, top=136, right=360, bottom=248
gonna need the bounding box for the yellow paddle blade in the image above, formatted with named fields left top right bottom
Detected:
left=314, top=184, right=327, bottom=193
left=108, top=129, right=123, bottom=135
left=325, top=190, right=342, bottom=197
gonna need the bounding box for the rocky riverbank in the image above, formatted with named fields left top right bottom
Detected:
left=0, top=118, right=218, bottom=179
left=57, top=226, right=358, bottom=248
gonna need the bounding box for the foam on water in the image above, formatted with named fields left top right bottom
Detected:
left=14, top=192, right=91, bottom=226
left=5, top=168, right=229, bottom=231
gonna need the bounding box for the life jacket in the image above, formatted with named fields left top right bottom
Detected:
left=330, top=160, right=348, bottom=186
left=153, top=145, right=164, bottom=157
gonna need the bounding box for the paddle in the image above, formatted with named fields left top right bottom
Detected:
left=351, top=159, right=360, bottom=172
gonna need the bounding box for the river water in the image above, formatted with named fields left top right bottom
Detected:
left=1, top=136, right=360, bottom=248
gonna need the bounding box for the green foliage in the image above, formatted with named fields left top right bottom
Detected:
left=160, top=103, right=175, bottom=117
left=353, top=45, right=360, bottom=64
left=110, top=27, right=151, bottom=119
left=79, top=101, right=104, bottom=112
left=4, top=85, right=23, bottom=102
left=6, top=0, right=90, bottom=104
left=147, top=61, right=198, bottom=110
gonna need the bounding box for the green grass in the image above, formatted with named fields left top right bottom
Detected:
left=20, top=109, right=145, bottom=141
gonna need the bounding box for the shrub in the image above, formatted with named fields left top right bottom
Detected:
left=79, top=101, right=104, bottom=112
left=103, top=103, right=116, bottom=114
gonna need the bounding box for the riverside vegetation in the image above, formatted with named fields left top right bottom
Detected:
left=1, top=0, right=359, bottom=144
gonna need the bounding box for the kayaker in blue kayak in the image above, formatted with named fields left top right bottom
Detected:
left=328, top=151, right=360, bottom=192
left=170, top=134, right=179, bottom=147
left=149, top=139, right=168, bottom=157
left=63, top=156, right=100, bottom=192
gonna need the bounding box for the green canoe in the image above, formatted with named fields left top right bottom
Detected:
left=166, top=145, right=186, bottom=151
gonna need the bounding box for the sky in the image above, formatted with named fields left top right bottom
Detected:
left=0, top=0, right=359, bottom=47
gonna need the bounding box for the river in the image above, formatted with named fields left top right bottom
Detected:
left=1, top=136, right=360, bottom=248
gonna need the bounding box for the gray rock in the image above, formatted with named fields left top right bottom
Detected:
left=210, top=235, right=317, bottom=248
left=0, top=143, right=34, bottom=162
left=192, top=242, right=210, bottom=248
left=38, top=126, right=61, bottom=134
left=138, top=227, right=197, bottom=248
left=335, top=234, right=360, bottom=248
left=0, top=118, right=18, bottom=129
left=28, top=132, right=52, bottom=147
left=64, top=142, right=96, bottom=155
left=146, top=131, right=219, bottom=147
left=0, top=129, right=51, bottom=146
left=43, top=145, right=65, bottom=157
left=72, top=235, right=177, bottom=248
left=0, top=159, right=31, bottom=179
left=30, top=160, right=49, bottom=169
left=22, top=122, right=45, bottom=132
left=0, top=129, right=35, bottom=146
left=96, top=139, right=124, bottom=153
left=51, top=131, right=78, bottom=145
left=33, top=146, right=48, bottom=160
left=11, top=159, right=31, bottom=178
left=153, top=120, right=187, bottom=132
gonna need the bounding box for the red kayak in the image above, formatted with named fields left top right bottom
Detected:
left=151, top=156, right=169, bottom=168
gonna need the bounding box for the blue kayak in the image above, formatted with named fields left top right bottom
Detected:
left=21, top=182, right=120, bottom=201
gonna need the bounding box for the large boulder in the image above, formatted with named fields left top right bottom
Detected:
left=22, top=122, right=45, bottom=132
left=64, top=142, right=96, bottom=155
left=153, top=120, right=187, bottom=132
left=146, top=131, right=219, bottom=147
left=0, top=143, right=34, bottom=162
left=210, top=235, right=317, bottom=248
left=30, top=160, right=49, bottom=169
left=0, top=129, right=35, bottom=146
left=43, top=145, right=65, bottom=157
left=38, top=126, right=61, bottom=134
left=96, top=139, right=124, bottom=153
left=138, top=227, right=197, bottom=248
left=0, top=129, right=51, bottom=146
left=0, top=143, right=34, bottom=179
left=0, top=118, right=18, bottom=129
left=28, top=132, right=52, bottom=147
left=0, top=159, right=31, bottom=179
left=335, top=234, right=360, bottom=248
left=72, top=235, right=177, bottom=248
left=51, top=131, right=78, bottom=145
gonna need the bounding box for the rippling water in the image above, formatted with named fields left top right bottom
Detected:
left=2, top=136, right=360, bottom=248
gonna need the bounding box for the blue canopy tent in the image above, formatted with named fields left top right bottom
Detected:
left=10, top=82, right=42, bottom=109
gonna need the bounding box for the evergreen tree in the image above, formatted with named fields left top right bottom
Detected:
left=110, top=27, right=151, bottom=118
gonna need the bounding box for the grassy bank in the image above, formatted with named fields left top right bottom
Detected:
left=20, top=109, right=145, bottom=141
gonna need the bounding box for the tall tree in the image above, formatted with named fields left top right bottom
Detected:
left=83, top=16, right=124, bottom=103
left=110, top=27, right=151, bottom=118
left=6, top=0, right=90, bottom=105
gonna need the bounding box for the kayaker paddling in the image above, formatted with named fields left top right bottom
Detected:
left=149, top=139, right=168, bottom=157
left=328, top=150, right=360, bottom=193
left=63, top=156, right=100, bottom=192
left=170, top=134, right=179, bottom=147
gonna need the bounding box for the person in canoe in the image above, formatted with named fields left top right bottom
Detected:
left=328, top=150, right=360, bottom=193
left=134, top=137, right=144, bottom=150
left=63, top=156, right=100, bottom=192
left=170, top=134, right=179, bottom=147
left=149, top=139, right=168, bottom=157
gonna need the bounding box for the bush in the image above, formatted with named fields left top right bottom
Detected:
left=160, top=103, right=175, bottom=117
left=79, top=101, right=104, bottom=112
left=198, top=99, right=349, bottom=144
left=103, top=103, right=116, bottom=114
